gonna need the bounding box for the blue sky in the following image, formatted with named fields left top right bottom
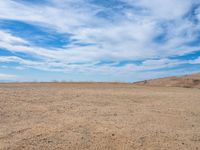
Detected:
left=0, top=0, right=200, bottom=82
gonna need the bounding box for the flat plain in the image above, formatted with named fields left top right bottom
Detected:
left=0, top=82, right=200, bottom=150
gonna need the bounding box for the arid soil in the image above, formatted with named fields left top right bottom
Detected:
left=0, top=83, right=200, bottom=150
left=135, top=73, right=200, bottom=88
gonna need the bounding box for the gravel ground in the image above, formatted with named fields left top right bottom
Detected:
left=0, top=83, right=200, bottom=150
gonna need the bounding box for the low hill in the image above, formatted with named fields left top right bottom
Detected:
left=134, top=72, right=200, bottom=88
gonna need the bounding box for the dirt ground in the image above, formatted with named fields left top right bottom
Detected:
left=135, top=73, right=200, bottom=89
left=0, top=83, right=200, bottom=150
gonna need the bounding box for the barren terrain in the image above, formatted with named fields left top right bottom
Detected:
left=0, top=82, right=200, bottom=150
left=135, top=73, right=200, bottom=88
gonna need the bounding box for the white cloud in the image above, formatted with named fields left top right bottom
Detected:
left=0, top=0, right=199, bottom=62
left=0, top=73, right=17, bottom=81
left=122, top=0, right=193, bottom=19
left=0, top=0, right=199, bottom=81
left=0, top=30, right=27, bottom=44
left=189, top=57, right=200, bottom=64
left=195, top=6, right=200, bottom=21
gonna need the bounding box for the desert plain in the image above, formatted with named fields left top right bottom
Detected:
left=0, top=82, right=200, bottom=150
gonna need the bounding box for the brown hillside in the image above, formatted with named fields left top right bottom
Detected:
left=134, top=73, right=200, bottom=88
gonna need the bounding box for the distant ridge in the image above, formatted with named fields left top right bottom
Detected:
left=134, top=72, right=200, bottom=88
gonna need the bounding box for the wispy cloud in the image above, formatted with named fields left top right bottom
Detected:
left=0, top=0, right=200, bottom=82
left=0, top=73, right=17, bottom=81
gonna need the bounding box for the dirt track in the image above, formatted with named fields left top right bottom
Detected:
left=0, top=83, right=200, bottom=150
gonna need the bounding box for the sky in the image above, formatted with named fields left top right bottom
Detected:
left=0, top=0, right=200, bottom=82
